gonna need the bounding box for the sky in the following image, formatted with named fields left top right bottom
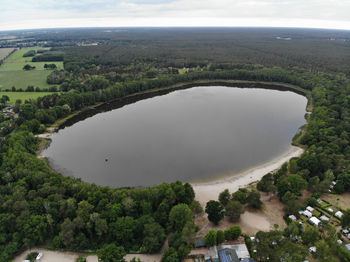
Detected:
left=1, top=0, right=350, bottom=31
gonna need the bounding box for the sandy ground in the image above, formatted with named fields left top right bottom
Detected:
left=13, top=249, right=98, bottom=262
left=192, top=146, right=304, bottom=206
left=195, top=192, right=286, bottom=237
left=322, top=193, right=350, bottom=210
left=14, top=249, right=163, bottom=262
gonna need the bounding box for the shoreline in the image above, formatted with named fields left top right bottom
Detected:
left=192, top=145, right=304, bottom=205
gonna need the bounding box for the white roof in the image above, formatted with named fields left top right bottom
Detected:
left=320, top=215, right=330, bottom=221
left=327, top=208, right=334, bottom=213
left=345, top=244, right=350, bottom=251
left=309, top=216, right=321, bottom=226
left=306, top=206, right=314, bottom=212
left=335, top=211, right=344, bottom=218
left=337, top=239, right=343, bottom=245
left=289, top=215, right=297, bottom=221
left=302, top=210, right=313, bottom=218
left=309, top=246, right=317, bottom=253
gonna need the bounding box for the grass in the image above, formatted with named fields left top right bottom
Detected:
left=0, top=47, right=64, bottom=90
left=0, top=48, right=15, bottom=60
left=0, top=92, right=54, bottom=104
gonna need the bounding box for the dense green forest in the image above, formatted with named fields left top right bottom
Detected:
left=1, top=65, right=350, bottom=261
left=1, top=28, right=350, bottom=261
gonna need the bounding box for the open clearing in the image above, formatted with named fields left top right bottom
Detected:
left=322, top=193, right=350, bottom=210
left=0, top=48, right=15, bottom=60
left=0, top=47, right=63, bottom=90
left=195, top=192, right=286, bottom=237
left=14, top=248, right=162, bottom=262
left=0, top=91, right=54, bottom=104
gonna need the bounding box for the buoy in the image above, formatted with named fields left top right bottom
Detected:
left=105, top=158, right=108, bottom=162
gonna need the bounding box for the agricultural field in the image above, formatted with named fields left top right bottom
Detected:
left=0, top=48, right=15, bottom=60
left=0, top=47, right=64, bottom=90
left=0, top=91, right=54, bottom=104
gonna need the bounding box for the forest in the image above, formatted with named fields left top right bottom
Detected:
left=1, top=28, right=350, bottom=261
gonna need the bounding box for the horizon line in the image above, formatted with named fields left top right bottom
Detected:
left=1, top=25, right=350, bottom=33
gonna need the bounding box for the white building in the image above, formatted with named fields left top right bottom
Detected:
left=335, top=211, right=344, bottom=219
left=309, top=246, right=317, bottom=253
left=306, top=206, right=314, bottom=213
left=309, top=216, right=321, bottom=227
left=301, top=210, right=313, bottom=218
left=288, top=215, right=297, bottom=221
left=327, top=207, right=334, bottom=213
left=320, top=215, right=330, bottom=222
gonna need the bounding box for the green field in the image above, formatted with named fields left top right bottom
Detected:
left=0, top=47, right=64, bottom=90
left=0, top=91, right=54, bottom=104
left=0, top=48, right=15, bottom=60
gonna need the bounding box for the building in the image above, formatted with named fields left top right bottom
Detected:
left=327, top=207, right=334, bottom=213
left=218, top=248, right=239, bottom=262
left=204, top=242, right=251, bottom=262
left=306, top=206, right=314, bottom=213
left=345, top=244, right=350, bottom=252
left=300, top=210, right=312, bottom=218
left=335, top=211, right=344, bottom=219
left=195, top=238, right=206, bottom=248
left=288, top=215, right=297, bottom=221
left=320, top=215, right=330, bottom=222
left=219, top=244, right=250, bottom=259
left=309, top=246, right=317, bottom=253
left=309, top=216, right=321, bottom=227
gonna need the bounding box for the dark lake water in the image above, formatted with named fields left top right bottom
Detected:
left=43, top=86, right=307, bottom=187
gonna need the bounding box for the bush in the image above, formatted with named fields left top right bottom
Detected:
left=225, top=200, right=244, bottom=222
left=205, top=200, right=225, bottom=225
left=26, top=252, right=38, bottom=262
left=205, top=229, right=217, bottom=247
left=224, top=226, right=242, bottom=240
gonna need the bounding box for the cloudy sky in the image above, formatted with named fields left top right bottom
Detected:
left=1, top=0, right=350, bottom=31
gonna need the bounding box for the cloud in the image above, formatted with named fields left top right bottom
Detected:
left=1, top=0, right=350, bottom=30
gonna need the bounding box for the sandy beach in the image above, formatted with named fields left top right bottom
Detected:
left=192, top=145, right=304, bottom=205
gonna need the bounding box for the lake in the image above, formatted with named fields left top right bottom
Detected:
left=43, top=86, right=307, bottom=187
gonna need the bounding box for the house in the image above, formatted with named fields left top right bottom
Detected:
left=204, top=242, right=251, bottom=262
left=219, top=244, right=250, bottom=259
left=335, top=211, right=344, bottom=219
left=320, top=215, right=330, bottom=222
left=309, top=216, right=321, bottom=227
left=306, top=206, right=314, bottom=213
left=288, top=215, right=297, bottom=221
left=342, top=229, right=349, bottom=235
left=338, top=239, right=343, bottom=245
left=301, top=210, right=312, bottom=218
left=218, top=248, right=239, bottom=262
